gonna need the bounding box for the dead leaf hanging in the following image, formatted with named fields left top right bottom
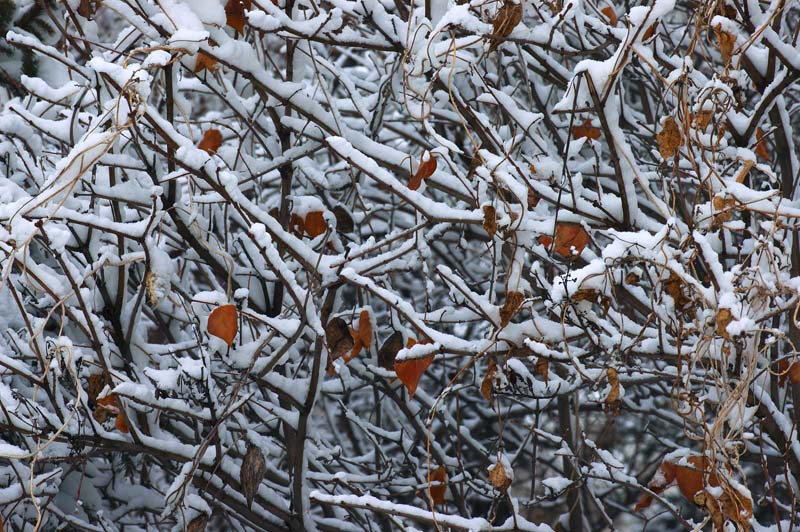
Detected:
left=600, top=6, right=617, bottom=25
left=187, top=514, right=209, bottom=532
left=480, top=358, right=497, bottom=403
left=489, top=0, right=523, bottom=52
left=326, top=317, right=354, bottom=375
left=755, top=128, right=769, bottom=159
left=395, top=339, right=434, bottom=399
left=241, top=444, right=267, bottom=508
left=573, top=119, right=601, bottom=140
left=488, top=458, right=512, bottom=492
left=499, top=291, right=524, bottom=327
left=378, top=331, right=404, bottom=370
left=482, top=205, right=497, bottom=237
left=656, top=116, right=682, bottom=158
left=225, top=0, right=252, bottom=33
left=208, top=304, right=238, bottom=346
left=345, top=310, right=372, bottom=361
left=428, top=466, right=447, bottom=505
left=198, top=129, right=223, bottom=155
left=194, top=52, right=219, bottom=74
left=542, top=222, right=591, bottom=260
left=304, top=211, right=327, bottom=237
left=714, top=24, right=736, bottom=65
left=409, top=152, right=436, bottom=191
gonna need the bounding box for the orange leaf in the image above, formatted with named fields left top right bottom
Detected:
left=755, top=128, right=769, bottom=159
left=225, top=0, right=252, bottom=33
left=395, top=352, right=434, bottom=399
left=194, top=52, right=218, bottom=74
left=537, top=234, right=553, bottom=248
left=345, top=310, right=372, bottom=362
left=600, top=6, right=617, bottom=25
left=777, top=359, right=800, bottom=386
left=428, top=466, right=447, bottom=505
left=304, top=211, right=327, bottom=237
left=289, top=213, right=305, bottom=236
left=481, top=358, right=497, bottom=402
left=573, top=119, right=601, bottom=140
left=642, top=21, right=658, bottom=40
left=96, top=393, right=119, bottom=411
left=198, top=129, right=223, bottom=155
left=115, top=411, right=129, bottom=433
left=208, top=304, right=238, bottom=346
left=548, top=222, right=590, bottom=259
left=409, top=153, right=436, bottom=190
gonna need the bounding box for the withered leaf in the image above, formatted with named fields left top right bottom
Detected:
left=194, top=52, right=219, bottom=74
left=656, top=116, right=682, bottom=159
left=409, top=153, right=436, bottom=191
left=378, top=331, right=404, bottom=370
left=428, top=466, right=447, bottom=505
left=534, top=357, right=549, bottom=383
left=225, top=0, right=252, bottom=33
left=326, top=317, right=355, bottom=363
left=241, top=444, right=267, bottom=508
left=482, top=205, right=497, bottom=237
left=304, top=211, right=327, bottom=238
left=187, top=514, right=209, bottom=532
left=547, top=222, right=591, bottom=260
left=480, top=358, right=497, bottom=403
left=604, top=368, right=619, bottom=404
left=573, top=119, right=601, bottom=140
left=489, top=0, right=523, bottom=52
left=499, top=291, right=524, bottom=327
left=87, top=372, right=108, bottom=407
left=624, top=271, right=640, bottom=285
left=198, top=129, right=223, bottom=155
left=333, top=205, right=354, bottom=233
left=714, top=24, right=736, bottom=65
left=289, top=213, right=305, bottom=237
left=600, top=6, right=617, bottom=25
left=755, top=128, right=769, bottom=159
left=777, top=359, right=800, bottom=386
left=527, top=187, right=540, bottom=209
left=716, top=309, right=732, bottom=339
left=395, top=339, right=434, bottom=398
left=345, top=310, right=372, bottom=362
left=488, top=458, right=512, bottom=492
left=663, top=272, right=689, bottom=308
left=208, top=304, right=238, bottom=346
left=642, top=21, right=658, bottom=40
left=77, top=0, right=101, bottom=18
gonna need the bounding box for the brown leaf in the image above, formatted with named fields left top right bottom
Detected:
left=534, top=357, right=549, bottom=383
left=333, top=205, right=354, bottom=233
left=198, top=129, right=223, bottom=155
left=716, top=309, right=733, bottom=339
left=527, top=187, right=540, bottom=209
left=87, top=373, right=108, bottom=407
left=656, top=116, right=682, bottom=159
left=225, top=0, right=252, bottom=33
left=642, top=21, right=658, bottom=40
left=114, top=411, right=129, bottom=433
left=395, top=342, right=434, bottom=399
left=604, top=368, right=619, bottom=404
left=409, top=152, right=436, bottom=190
left=187, top=514, right=209, bottom=532
left=755, top=128, right=769, bottom=159
left=345, top=310, right=372, bottom=362
left=208, top=304, right=238, bottom=346
left=428, top=466, right=447, bottom=505
left=289, top=213, right=305, bottom=236
left=550, top=222, right=590, bottom=259
left=241, top=444, right=266, bottom=508
left=194, top=52, right=219, bottom=74
left=714, top=24, right=736, bottom=65
left=664, top=272, right=689, bottom=308
left=777, top=359, right=800, bottom=386
left=624, top=271, right=640, bottom=285
left=482, top=205, right=497, bottom=237
left=378, top=331, right=404, bottom=370
left=694, top=110, right=713, bottom=130
left=488, top=459, right=512, bottom=492
left=712, top=195, right=735, bottom=225
left=573, top=119, right=601, bottom=140
left=77, top=0, right=101, bottom=18
left=326, top=317, right=355, bottom=371
left=489, top=0, right=523, bottom=51
left=304, top=211, right=327, bottom=237
left=600, top=6, right=617, bottom=25
left=499, top=291, right=524, bottom=327
left=481, top=359, right=497, bottom=403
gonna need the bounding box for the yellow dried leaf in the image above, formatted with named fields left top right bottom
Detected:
left=488, top=459, right=512, bottom=492
left=716, top=308, right=733, bottom=339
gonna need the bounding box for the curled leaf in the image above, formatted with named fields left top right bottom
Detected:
left=482, top=205, right=497, bottom=237
left=488, top=458, right=512, bottom=492
left=326, top=317, right=355, bottom=374
left=409, top=152, right=436, bottom=190
left=777, top=359, right=800, bottom=386
left=378, top=331, right=404, bottom=370
left=755, top=128, right=769, bottom=159
left=489, top=0, right=523, bottom=52
left=345, top=310, right=372, bottom=361
left=716, top=309, right=733, bottom=339
left=194, top=52, right=219, bottom=74
left=208, top=304, right=238, bottom=346
left=225, top=0, right=252, bottom=33
left=480, top=358, right=497, bottom=403
left=187, top=514, right=209, bottom=532
left=499, top=291, right=524, bottom=327
left=241, top=444, right=267, bottom=508
left=534, top=357, right=549, bottom=383
left=600, top=6, right=617, bottom=25
left=604, top=368, right=619, bottom=404
left=714, top=24, right=736, bottom=65
left=656, top=116, right=682, bottom=159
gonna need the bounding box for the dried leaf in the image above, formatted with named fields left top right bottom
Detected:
left=489, top=0, right=523, bottom=51
left=714, top=24, right=736, bottom=65
left=241, top=444, right=266, bottom=508
left=198, top=129, right=223, bottom=155
left=527, top=187, right=540, bottom=209
left=625, top=271, right=640, bottom=285
left=333, top=205, right=354, bottom=233
left=481, top=359, right=497, bottom=403
left=114, top=411, right=129, bottom=433
left=550, top=222, right=590, bottom=259
left=325, top=317, right=355, bottom=367
left=777, top=359, right=800, bottom=386
left=499, top=291, right=524, bottom=327
left=395, top=343, right=434, bottom=399
left=428, top=466, right=447, bottom=505
left=755, top=128, right=769, bottom=159
left=378, top=331, right=404, bottom=370
left=642, top=21, right=658, bottom=40
left=534, top=357, right=549, bottom=383
left=573, top=119, right=601, bottom=140
left=712, top=195, right=735, bottom=225
left=694, top=109, right=713, bottom=130
left=208, top=304, right=238, bottom=346
left=604, top=368, right=619, bottom=404
left=572, top=288, right=599, bottom=303
left=78, top=0, right=101, bottom=18
left=187, top=514, right=209, bottom=532
left=716, top=308, right=733, bottom=339
left=345, top=310, right=372, bottom=362
left=482, top=205, right=497, bottom=237
left=289, top=213, right=305, bottom=236
left=194, top=52, right=219, bottom=74
left=304, top=211, right=327, bottom=237
left=600, top=6, right=617, bottom=25
left=663, top=272, right=689, bottom=308
left=656, top=116, right=682, bottom=158
left=488, top=459, right=512, bottom=492
left=409, top=152, right=436, bottom=190
left=87, top=373, right=107, bottom=407
left=225, top=0, right=252, bottom=33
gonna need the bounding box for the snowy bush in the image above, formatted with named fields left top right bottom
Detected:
left=1, top=0, right=800, bottom=530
